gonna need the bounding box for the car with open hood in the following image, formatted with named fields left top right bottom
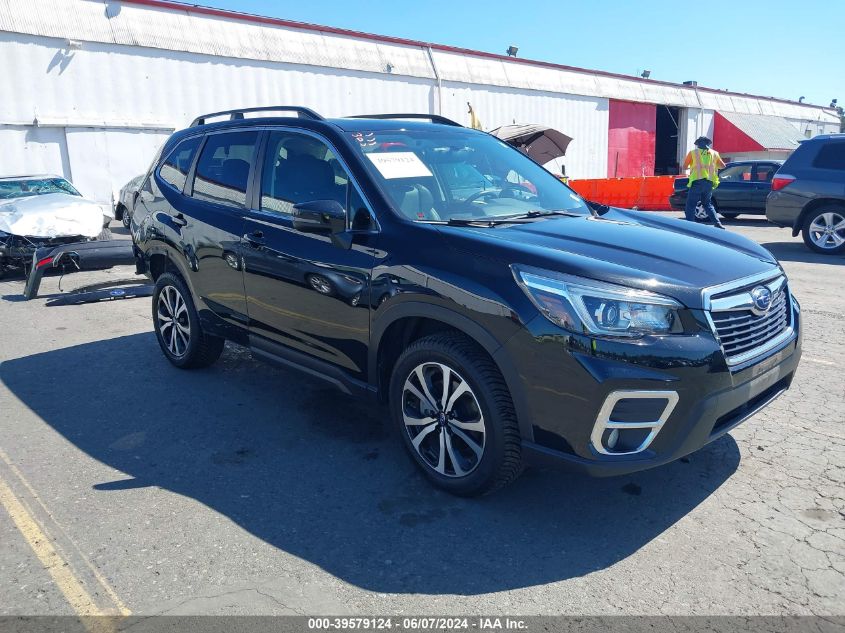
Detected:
left=132, top=107, right=801, bottom=496
left=0, top=174, right=113, bottom=276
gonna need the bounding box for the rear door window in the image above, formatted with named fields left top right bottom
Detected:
left=191, top=131, right=259, bottom=207
left=813, top=142, right=845, bottom=170
left=158, top=136, right=202, bottom=192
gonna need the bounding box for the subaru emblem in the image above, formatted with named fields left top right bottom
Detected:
left=750, top=286, right=772, bottom=314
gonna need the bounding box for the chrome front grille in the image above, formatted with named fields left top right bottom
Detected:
left=707, top=274, right=793, bottom=366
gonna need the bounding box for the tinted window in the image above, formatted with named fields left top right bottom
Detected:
left=719, top=164, right=752, bottom=182
left=813, top=142, right=845, bottom=170
left=192, top=131, right=259, bottom=207
left=260, top=132, right=349, bottom=215
left=159, top=136, right=202, bottom=191
left=754, top=164, right=777, bottom=182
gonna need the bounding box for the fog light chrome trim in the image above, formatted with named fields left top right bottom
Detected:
left=590, top=390, right=679, bottom=456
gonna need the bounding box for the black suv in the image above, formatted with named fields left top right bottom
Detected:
left=133, top=107, right=802, bottom=496
left=766, top=134, right=845, bottom=254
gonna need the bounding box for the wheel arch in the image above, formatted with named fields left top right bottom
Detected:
left=145, top=244, right=191, bottom=284
left=370, top=302, right=533, bottom=442
left=791, top=198, right=845, bottom=236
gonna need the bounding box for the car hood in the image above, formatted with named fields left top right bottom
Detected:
left=439, top=209, right=780, bottom=308
left=0, top=193, right=104, bottom=238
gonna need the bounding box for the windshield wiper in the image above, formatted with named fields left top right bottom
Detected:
left=445, top=218, right=515, bottom=227
left=439, top=210, right=586, bottom=227
left=503, top=210, right=584, bottom=219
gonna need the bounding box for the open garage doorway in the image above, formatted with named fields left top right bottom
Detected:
left=655, top=105, right=681, bottom=175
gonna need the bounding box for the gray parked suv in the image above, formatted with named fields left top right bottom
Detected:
left=766, top=134, right=845, bottom=255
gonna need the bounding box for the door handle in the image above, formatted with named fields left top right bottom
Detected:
left=172, top=213, right=187, bottom=227
left=244, top=230, right=265, bottom=246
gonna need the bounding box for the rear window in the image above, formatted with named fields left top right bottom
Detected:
left=158, top=136, right=202, bottom=191
left=813, top=141, right=845, bottom=171
left=191, top=131, right=259, bottom=208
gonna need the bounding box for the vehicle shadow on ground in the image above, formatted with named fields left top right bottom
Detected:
left=722, top=217, right=770, bottom=227
left=759, top=240, right=845, bottom=265
left=1, top=333, right=741, bottom=595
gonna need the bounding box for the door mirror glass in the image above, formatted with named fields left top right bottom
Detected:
left=292, top=199, right=347, bottom=234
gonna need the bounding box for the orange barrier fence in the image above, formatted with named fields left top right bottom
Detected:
left=568, top=175, right=678, bottom=211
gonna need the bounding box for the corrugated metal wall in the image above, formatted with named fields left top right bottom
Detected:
left=436, top=83, right=609, bottom=179
left=0, top=0, right=839, bottom=203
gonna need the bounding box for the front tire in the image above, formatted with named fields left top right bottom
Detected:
left=802, top=207, right=845, bottom=254
left=306, top=273, right=335, bottom=296
left=121, top=205, right=132, bottom=229
left=721, top=212, right=739, bottom=220
left=152, top=272, right=224, bottom=369
left=389, top=333, right=522, bottom=496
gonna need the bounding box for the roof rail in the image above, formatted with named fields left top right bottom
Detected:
left=348, top=113, right=463, bottom=127
left=190, top=106, right=324, bottom=127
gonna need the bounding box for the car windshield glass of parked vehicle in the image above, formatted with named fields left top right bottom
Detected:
left=0, top=177, right=80, bottom=199
left=347, top=129, right=591, bottom=222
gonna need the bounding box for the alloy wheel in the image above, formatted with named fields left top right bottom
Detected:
left=808, top=212, right=845, bottom=250
left=308, top=275, right=333, bottom=294
left=402, top=362, right=486, bottom=478
left=157, top=285, right=190, bottom=357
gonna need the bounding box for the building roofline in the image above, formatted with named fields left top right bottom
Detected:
left=124, top=0, right=836, bottom=113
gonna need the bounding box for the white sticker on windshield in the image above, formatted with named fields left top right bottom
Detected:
left=366, top=152, right=432, bottom=179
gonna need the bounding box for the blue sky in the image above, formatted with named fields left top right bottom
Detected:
left=197, top=0, right=841, bottom=109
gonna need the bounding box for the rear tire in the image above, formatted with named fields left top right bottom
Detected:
left=152, top=272, right=224, bottom=369
left=389, top=332, right=522, bottom=496
left=721, top=213, right=739, bottom=220
left=802, top=206, right=845, bottom=255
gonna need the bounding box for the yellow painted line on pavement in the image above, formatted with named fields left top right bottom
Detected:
left=0, top=475, right=106, bottom=616
left=0, top=448, right=130, bottom=616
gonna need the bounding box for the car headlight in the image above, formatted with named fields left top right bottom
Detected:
left=512, top=265, right=683, bottom=337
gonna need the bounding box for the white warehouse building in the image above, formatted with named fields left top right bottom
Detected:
left=0, top=0, right=840, bottom=205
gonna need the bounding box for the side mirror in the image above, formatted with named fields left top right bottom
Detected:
left=292, top=200, right=346, bottom=235
left=292, top=199, right=351, bottom=249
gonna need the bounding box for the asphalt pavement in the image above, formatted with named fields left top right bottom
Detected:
left=0, top=217, right=842, bottom=617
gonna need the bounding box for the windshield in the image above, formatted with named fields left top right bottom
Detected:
left=347, top=128, right=590, bottom=222
left=0, top=177, right=81, bottom=200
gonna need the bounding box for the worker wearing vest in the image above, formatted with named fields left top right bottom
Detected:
left=682, top=136, right=726, bottom=229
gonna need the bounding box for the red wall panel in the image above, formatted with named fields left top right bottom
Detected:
left=713, top=112, right=765, bottom=152
left=608, top=100, right=656, bottom=177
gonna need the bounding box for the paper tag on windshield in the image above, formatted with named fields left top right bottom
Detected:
left=366, top=152, right=432, bottom=179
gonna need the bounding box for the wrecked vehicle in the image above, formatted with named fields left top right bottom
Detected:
left=0, top=175, right=113, bottom=277
left=115, top=174, right=145, bottom=229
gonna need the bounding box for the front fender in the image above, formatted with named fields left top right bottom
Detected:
left=369, top=301, right=535, bottom=443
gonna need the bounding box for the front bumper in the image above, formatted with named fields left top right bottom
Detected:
left=23, top=239, right=135, bottom=299
left=508, top=300, right=802, bottom=477
left=0, top=234, right=85, bottom=267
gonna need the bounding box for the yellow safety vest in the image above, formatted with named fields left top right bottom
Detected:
left=687, top=149, right=721, bottom=188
